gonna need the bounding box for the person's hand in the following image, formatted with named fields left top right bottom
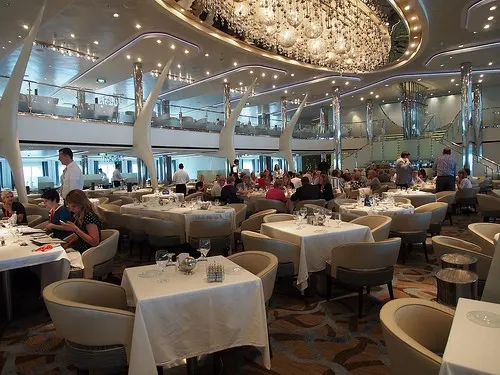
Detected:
left=45, top=223, right=54, bottom=230
left=60, top=221, right=78, bottom=232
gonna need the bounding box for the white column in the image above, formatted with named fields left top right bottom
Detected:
left=461, top=62, right=473, bottom=173
left=0, top=1, right=46, bottom=204
left=331, top=86, right=342, bottom=170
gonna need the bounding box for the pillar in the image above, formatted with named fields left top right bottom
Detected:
left=281, top=96, right=287, bottom=129
left=319, top=106, right=327, bottom=135
left=473, top=83, right=483, bottom=159
left=76, top=90, right=85, bottom=118
left=332, top=86, right=342, bottom=170
left=262, top=104, right=270, bottom=128
left=461, top=62, right=473, bottom=172
left=80, top=155, right=89, bottom=175
left=165, top=155, right=172, bottom=183
left=366, top=99, right=374, bottom=143
left=133, top=62, right=144, bottom=118
left=161, top=99, right=170, bottom=118
left=400, top=81, right=426, bottom=139
left=223, top=82, right=231, bottom=125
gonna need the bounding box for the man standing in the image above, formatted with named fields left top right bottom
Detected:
left=395, top=151, right=412, bottom=189
left=172, top=163, right=190, bottom=196
left=58, top=147, right=84, bottom=200
left=433, top=148, right=457, bottom=192
left=112, top=163, right=124, bottom=187
left=98, top=168, right=108, bottom=184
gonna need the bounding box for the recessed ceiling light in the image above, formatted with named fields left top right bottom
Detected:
left=345, top=82, right=349, bottom=85
left=177, top=64, right=181, bottom=68
left=370, top=91, right=374, bottom=95
left=113, top=13, right=119, bottom=18
left=239, top=82, right=243, bottom=85
left=417, top=78, right=422, bottom=81
left=478, top=79, right=483, bottom=83
left=170, top=44, right=176, bottom=50
left=93, top=40, right=99, bottom=45
left=156, top=39, right=162, bottom=44
left=135, top=24, right=142, bottom=29
left=70, top=33, right=75, bottom=38
left=284, top=90, right=288, bottom=94
left=206, top=71, right=210, bottom=75
left=223, top=78, right=227, bottom=83
left=411, top=16, right=417, bottom=21
left=22, top=24, right=29, bottom=30
left=325, top=93, right=329, bottom=96
left=410, top=42, right=416, bottom=48
left=490, top=5, right=497, bottom=10
left=272, top=85, right=276, bottom=88
left=96, top=78, right=106, bottom=83
left=385, top=84, right=389, bottom=87
left=18, top=35, right=22, bottom=38
left=273, top=74, right=278, bottom=79
left=204, top=53, right=209, bottom=57
left=459, top=44, right=464, bottom=47
left=480, top=74, right=484, bottom=77
left=261, top=73, right=266, bottom=77
left=250, top=70, right=254, bottom=74
left=291, top=73, right=295, bottom=77
left=455, top=83, right=459, bottom=86
left=474, top=31, right=478, bottom=34
left=382, top=100, right=385, bottom=102
left=440, top=64, right=444, bottom=67
left=385, top=22, right=390, bottom=26
left=404, top=5, right=411, bottom=10
left=137, top=57, right=142, bottom=62
left=449, top=56, right=453, bottom=59
left=488, top=16, right=494, bottom=20
left=126, top=54, right=131, bottom=59
left=1, top=47, right=5, bottom=49
left=484, top=24, right=491, bottom=29
left=233, top=61, right=238, bottom=66
left=489, top=61, right=494, bottom=65
left=412, top=26, right=419, bottom=31
left=184, top=49, right=189, bottom=54
left=157, top=63, right=162, bottom=67
left=8, top=40, right=12, bottom=43
left=448, top=90, right=451, bottom=94
left=451, top=78, right=455, bottom=82
left=331, top=80, right=336, bottom=84
left=360, top=97, right=364, bottom=101
left=430, top=93, right=434, bottom=96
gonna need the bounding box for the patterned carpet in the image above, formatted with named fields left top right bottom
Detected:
left=0, top=213, right=483, bottom=375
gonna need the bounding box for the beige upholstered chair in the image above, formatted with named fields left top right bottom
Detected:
left=80, top=229, right=120, bottom=279
left=25, top=203, right=49, bottom=220
left=393, top=197, right=412, bottom=205
left=295, top=199, right=326, bottom=211
left=468, top=223, right=500, bottom=256
left=455, top=187, right=479, bottom=212
left=227, top=251, right=278, bottom=303
left=241, top=230, right=300, bottom=276
left=348, top=189, right=360, bottom=199
left=254, top=199, right=288, bottom=213
left=227, top=203, right=247, bottom=227
left=408, top=194, right=437, bottom=208
left=97, top=197, right=109, bottom=205
left=303, top=203, right=326, bottom=215
left=332, top=198, right=357, bottom=212
left=436, top=191, right=456, bottom=225
left=431, top=236, right=491, bottom=280
left=188, top=219, right=233, bottom=256
left=185, top=191, right=204, bottom=202
left=351, top=215, right=392, bottom=241
left=122, top=214, right=148, bottom=259
left=477, top=194, right=500, bottom=222
left=390, top=212, right=432, bottom=263
left=380, top=298, right=454, bottom=375
left=373, top=186, right=389, bottom=196
left=234, top=209, right=277, bottom=250
left=414, top=202, right=448, bottom=235
left=341, top=211, right=361, bottom=222
left=482, top=235, right=500, bottom=303
left=118, top=196, right=135, bottom=205
left=27, top=214, right=44, bottom=228
left=108, top=199, right=123, bottom=206
left=43, top=279, right=134, bottom=374
left=326, top=238, right=401, bottom=318
left=262, top=214, right=294, bottom=223
left=142, top=217, right=182, bottom=258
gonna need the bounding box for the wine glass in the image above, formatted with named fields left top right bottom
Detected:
left=166, top=252, right=176, bottom=267
left=293, top=211, right=303, bottom=229
left=324, top=209, right=332, bottom=226
left=214, top=199, right=220, bottom=206
left=299, top=207, right=307, bottom=220
left=155, top=250, right=169, bottom=282
left=334, top=213, right=342, bottom=228
left=198, top=239, right=211, bottom=261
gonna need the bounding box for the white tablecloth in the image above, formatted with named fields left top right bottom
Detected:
left=120, top=204, right=235, bottom=243
left=84, top=188, right=116, bottom=196
left=383, top=190, right=437, bottom=207
left=112, top=188, right=152, bottom=196
left=339, top=203, right=414, bottom=218
left=440, top=298, right=500, bottom=375
left=492, top=190, right=500, bottom=199
left=260, top=221, right=374, bottom=290
left=141, top=193, right=184, bottom=203
left=121, top=256, right=271, bottom=375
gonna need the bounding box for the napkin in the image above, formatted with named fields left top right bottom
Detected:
left=33, top=244, right=54, bottom=252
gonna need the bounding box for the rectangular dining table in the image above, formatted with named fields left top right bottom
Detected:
left=260, top=221, right=374, bottom=290
left=439, top=298, right=500, bottom=375
left=121, top=256, right=271, bottom=375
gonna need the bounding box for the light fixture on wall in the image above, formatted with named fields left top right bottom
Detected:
left=33, top=40, right=98, bottom=62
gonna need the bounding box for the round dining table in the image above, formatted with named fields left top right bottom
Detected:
left=339, top=202, right=414, bottom=218
left=383, top=190, right=436, bottom=207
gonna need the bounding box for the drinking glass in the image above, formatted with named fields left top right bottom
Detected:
left=324, top=209, right=332, bottom=226
left=155, top=250, right=169, bottom=282
left=198, top=239, right=211, bottom=261
left=313, top=207, right=321, bottom=218
left=166, top=252, right=176, bottom=267
left=334, top=213, right=342, bottom=227
left=293, top=211, right=303, bottom=229
left=299, top=207, right=307, bottom=219
left=214, top=199, right=220, bottom=206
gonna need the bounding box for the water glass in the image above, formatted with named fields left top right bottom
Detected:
left=299, top=207, right=307, bottom=219
left=198, top=239, right=211, bottom=261
left=334, top=213, right=342, bottom=227
left=324, top=209, right=332, bottom=226
left=155, top=250, right=169, bottom=282
left=214, top=199, right=220, bottom=206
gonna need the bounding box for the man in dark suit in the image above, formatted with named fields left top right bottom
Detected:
left=291, top=177, right=321, bottom=201
left=220, top=176, right=242, bottom=204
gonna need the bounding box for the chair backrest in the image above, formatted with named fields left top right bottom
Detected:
left=482, top=234, right=500, bottom=303
left=477, top=194, right=500, bottom=213
left=122, top=213, right=145, bottom=232
left=414, top=202, right=448, bottom=224
left=262, top=214, right=294, bottom=223
left=390, top=212, right=432, bottom=233
left=410, top=194, right=437, bottom=208
left=455, top=187, right=479, bottom=200
left=330, top=238, right=401, bottom=276
left=303, top=204, right=325, bottom=215
left=142, top=217, right=181, bottom=237
left=393, top=197, right=412, bottom=205
left=350, top=215, right=392, bottom=241
left=101, top=203, right=121, bottom=213
left=380, top=298, right=454, bottom=375
left=332, top=198, right=357, bottom=212
left=188, top=219, right=233, bottom=240
left=43, top=279, right=134, bottom=357
left=227, top=251, right=278, bottom=302
left=25, top=203, right=49, bottom=219
left=118, top=196, right=135, bottom=205
left=27, top=214, right=44, bottom=228
left=373, top=186, right=390, bottom=195
left=81, top=229, right=120, bottom=279
left=109, top=199, right=123, bottom=206
left=227, top=203, right=247, bottom=227
left=255, top=199, right=288, bottom=213
left=241, top=231, right=300, bottom=274
left=295, top=199, right=326, bottom=211
left=98, top=197, right=109, bottom=205
left=242, top=209, right=277, bottom=232
left=436, top=191, right=456, bottom=204
left=185, top=191, right=204, bottom=202
left=468, top=223, right=500, bottom=256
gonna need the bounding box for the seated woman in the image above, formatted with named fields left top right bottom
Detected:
left=266, top=179, right=287, bottom=203
left=282, top=173, right=295, bottom=189
left=350, top=172, right=366, bottom=190
left=457, top=169, right=472, bottom=190
left=411, top=170, right=424, bottom=185
left=41, top=189, right=73, bottom=240
left=188, top=180, right=205, bottom=195
left=418, top=168, right=428, bottom=182
left=60, top=189, right=102, bottom=253
left=1, top=190, right=27, bottom=224
left=318, top=174, right=334, bottom=201
left=366, top=170, right=382, bottom=192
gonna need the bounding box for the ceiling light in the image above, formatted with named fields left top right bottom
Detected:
left=332, top=80, right=336, bottom=84
left=410, top=42, right=416, bottom=48
left=360, top=97, right=364, bottom=101
left=455, top=83, right=459, bottom=86
left=370, top=91, right=374, bottom=95
left=413, top=36, right=418, bottom=39
left=233, top=61, right=238, bottom=66
left=137, top=57, right=142, bottom=62
left=291, top=73, right=295, bottom=77
left=18, top=35, right=22, bottom=38
left=440, top=64, right=444, bottom=67
left=206, top=71, right=210, bottom=75
left=375, top=95, right=380, bottom=98
left=126, top=54, right=131, bottom=59
left=204, top=53, right=209, bottom=57
left=8, top=40, right=11, bottom=43
left=156, top=39, right=162, bottom=44
left=345, top=82, right=349, bottom=86
left=135, top=24, right=142, bottom=29
left=113, top=13, right=119, bottom=18
left=488, top=16, right=495, bottom=20
left=272, top=85, right=276, bottom=88
left=184, top=49, right=189, bottom=54
left=385, top=22, right=390, bottom=26
left=459, top=44, right=464, bottom=47
left=22, top=24, right=29, bottom=30
left=484, top=24, right=491, bottom=29
left=250, top=70, right=254, bottom=74
left=93, top=40, right=99, bottom=45
left=490, top=5, right=497, bottom=10
left=385, top=84, right=389, bottom=87
left=430, top=93, right=434, bottom=96
left=448, top=90, right=451, bottom=94
left=70, top=33, right=75, bottom=38
left=412, top=26, right=419, bottom=31
left=480, top=74, right=484, bottom=77
left=261, top=73, right=266, bottom=77
left=170, top=44, right=176, bottom=50
left=405, top=51, right=410, bottom=55
left=96, top=78, right=106, bottom=83
left=239, top=82, right=243, bottom=85
left=157, top=63, right=162, bottom=67
left=489, top=61, right=494, bottom=65
left=451, top=78, right=455, bottom=82
left=404, top=5, right=411, bottom=10
left=223, top=78, right=228, bottom=83
left=474, top=31, right=478, bottom=34
left=177, top=64, right=181, bottom=68
left=284, top=90, right=288, bottom=94
left=478, top=79, right=483, bottom=83
left=417, top=78, right=422, bottom=81
left=325, top=93, right=329, bottom=96
left=382, top=100, right=385, bottom=102
left=411, top=16, right=417, bottom=21
left=449, top=56, right=453, bottom=59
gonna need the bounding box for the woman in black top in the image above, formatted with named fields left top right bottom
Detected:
left=60, top=189, right=102, bottom=253
left=318, top=174, right=334, bottom=201
left=1, top=190, right=27, bottom=224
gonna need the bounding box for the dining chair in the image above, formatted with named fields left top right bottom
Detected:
left=227, top=203, right=247, bottom=227
left=97, top=197, right=109, bottom=205
left=108, top=199, right=123, bottom=206
left=262, top=214, right=294, bottom=223
left=392, top=197, right=412, bottom=205
left=118, top=196, right=135, bottom=205
left=431, top=236, right=491, bottom=280
left=79, top=229, right=120, bottom=279
left=482, top=235, right=500, bottom=303
left=43, top=279, right=134, bottom=375
left=295, top=199, right=326, bottom=211
left=188, top=219, right=233, bottom=256
left=326, top=238, right=401, bottom=318
left=25, top=203, right=49, bottom=220
left=122, top=214, right=148, bottom=259
left=467, top=223, right=500, bottom=256
left=454, top=187, right=479, bottom=213
left=234, top=209, right=277, bottom=250
left=254, top=199, right=288, bottom=213
left=332, top=198, right=357, bottom=213
left=380, top=298, right=454, bottom=375
left=350, top=215, right=392, bottom=241
left=477, top=194, right=500, bottom=222
left=27, top=214, right=44, bottom=228
left=409, top=194, right=436, bottom=208
left=241, top=230, right=300, bottom=278
left=436, top=191, right=456, bottom=225
left=414, top=202, right=448, bottom=235
left=390, top=212, right=432, bottom=263
left=142, top=217, right=182, bottom=259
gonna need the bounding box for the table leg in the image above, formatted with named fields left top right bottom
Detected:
left=1, top=270, right=13, bottom=322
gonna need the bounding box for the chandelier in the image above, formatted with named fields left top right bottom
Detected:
left=200, top=0, right=392, bottom=73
